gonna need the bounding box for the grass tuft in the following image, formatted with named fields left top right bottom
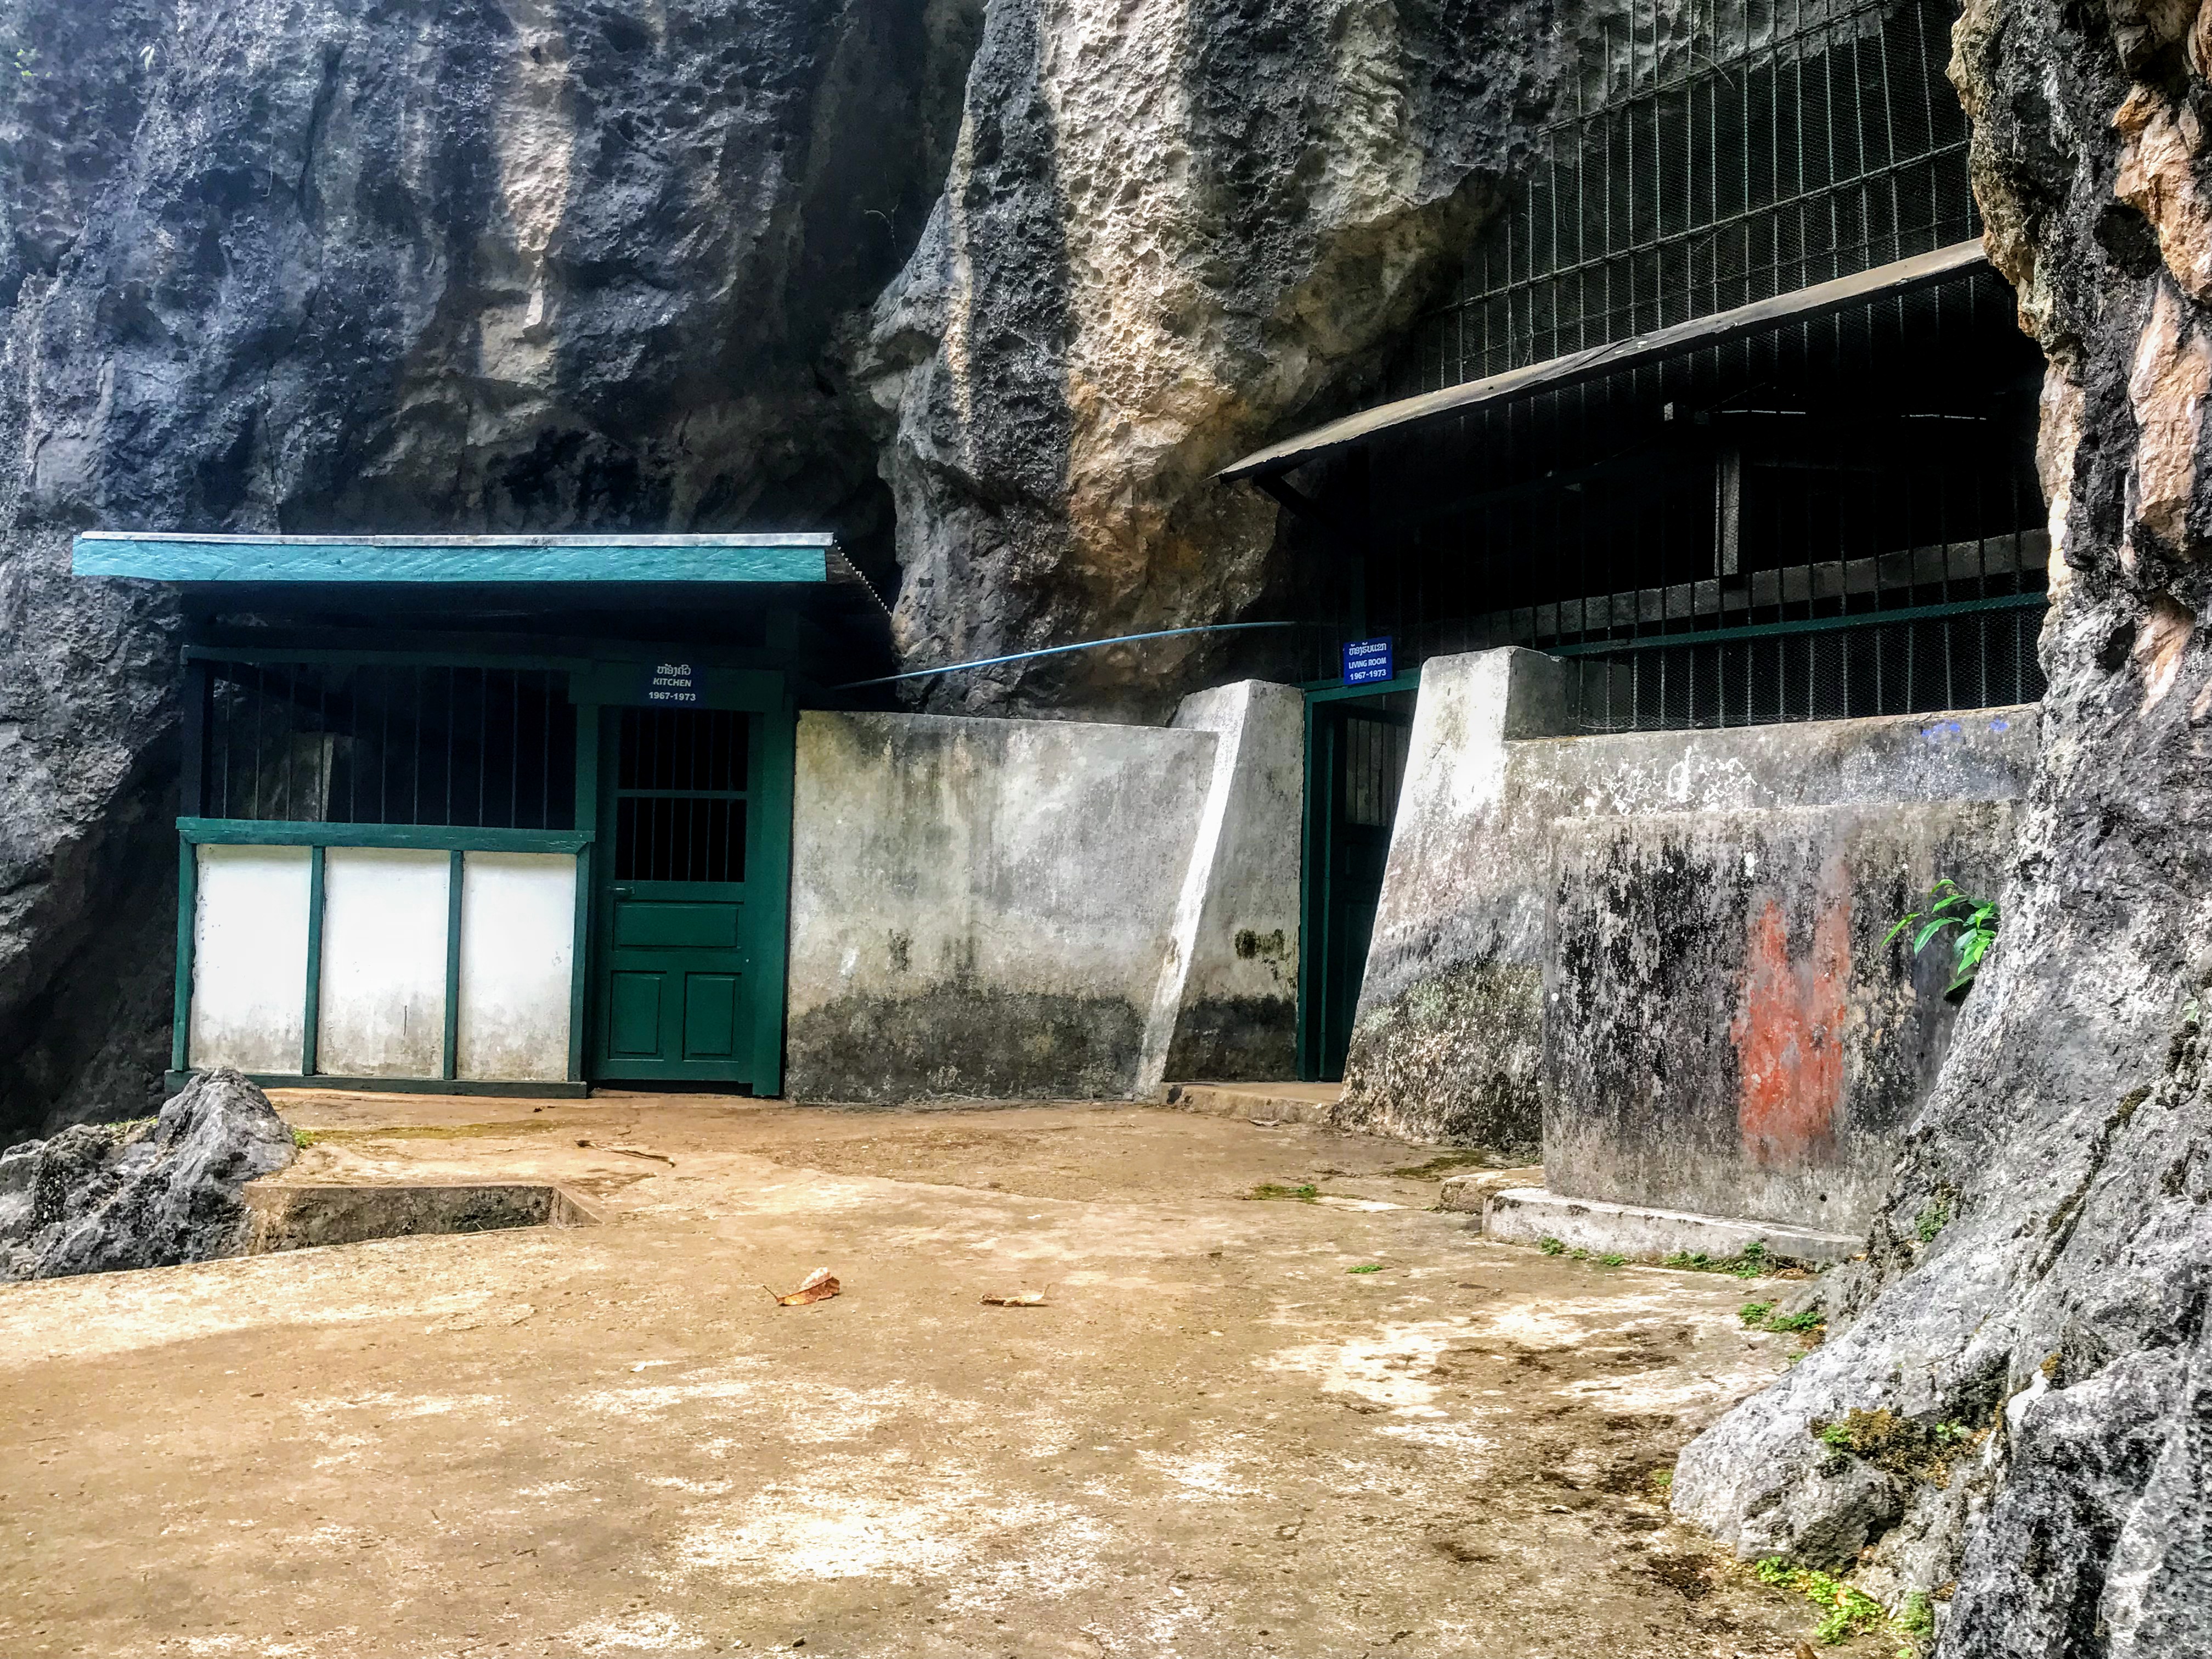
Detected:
left=1385, top=1150, right=1505, bottom=1180
left=1246, top=1182, right=1319, bottom=1203
left=1663, top=1238, right=1784, bottom=1279
left=1807, top=1407, right=1984, bottom=1486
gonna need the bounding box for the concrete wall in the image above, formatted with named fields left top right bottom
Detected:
left=1335, top=647, right=2040, bottom=1154
left=1545, top=802, right=2015, bottom=1234
left=786, top=685, right=1301, bottom=1102
left=1135, top=681, right=1304, bottom=1091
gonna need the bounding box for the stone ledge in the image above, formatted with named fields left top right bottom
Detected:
left=1438, top=1167, right=1547, bottom=1212
left=1154, top=1082, right=1340, bottom=1125
left=1480, top=1187, right=1860, bottom=1265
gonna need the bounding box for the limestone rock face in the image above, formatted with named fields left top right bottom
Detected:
left=0, top=1067, right=294, bottom=1279
left=1671, top=1, right=2212, bottom=1650
left=858, top=0, right=1558, bottom=718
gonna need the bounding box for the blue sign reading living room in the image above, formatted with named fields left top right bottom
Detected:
left=1341, top=638, right=1393, bottom=686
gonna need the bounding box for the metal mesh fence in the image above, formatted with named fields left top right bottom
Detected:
left=1556, top=600, right=2044, bottom=731
left=1296, top=257, right=2049, bottom=730
left=1392, top=0, right=1977, bottom=397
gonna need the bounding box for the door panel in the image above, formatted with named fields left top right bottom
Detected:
left=616, top=901, right=741, bottom=950
left=590, top=707, right=762, bottom=1084
left=607, top=972, right=665, bottom=1058
left=682, top=974, right=744, bottom=1059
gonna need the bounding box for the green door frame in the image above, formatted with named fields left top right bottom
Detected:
left=576, top=665, right=794, bottom=1096
left=1296, top=669, right=1422, bottom=1082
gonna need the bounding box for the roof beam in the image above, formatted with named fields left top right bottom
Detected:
left=72, top=532, right=844, bottom=585
left=1218, top=240, right=1991, bottom=482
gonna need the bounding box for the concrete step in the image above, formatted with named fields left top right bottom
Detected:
left=1155, top=1081, right=1341, bottom=1125
left=1480, top=1187, right=1860, bottom=1266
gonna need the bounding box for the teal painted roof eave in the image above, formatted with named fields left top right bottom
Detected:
left=71, top=531, right=842, bottom=585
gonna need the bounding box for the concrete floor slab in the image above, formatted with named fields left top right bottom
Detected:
left=2, top=1094, right=1857, bottom=1658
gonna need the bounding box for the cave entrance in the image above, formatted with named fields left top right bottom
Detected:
left=1234, top=0, right=2049, bottom=1102
left=1234, top=0, right=2049, bottom=731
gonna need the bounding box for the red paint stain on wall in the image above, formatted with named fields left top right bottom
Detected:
left=1732, top=883, right=1850, bottom=1167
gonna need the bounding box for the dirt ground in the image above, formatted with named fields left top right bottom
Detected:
left=1, top=1095, right=1853, bottom=1658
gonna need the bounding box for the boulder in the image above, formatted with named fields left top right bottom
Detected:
left=0, top=1068, right=294, bottom=1280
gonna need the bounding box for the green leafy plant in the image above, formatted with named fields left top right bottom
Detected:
left=1538, top=1235, right=1566, bottom=1256
left=1740, top=1301, right=1775, bottom=1324
left=289, top=1125, right=321, bottom=1149
left=1347, top=1263, right=1383, bottom=1274
left=1598, top=1252, right=1626, bottom=1267
left=1914, top=1196, right=1950, bottom=1243
left=1666, top=1238, right=1777, bottom=1279
left=1885, top=878, right=1998, bottom=1002
left=1754, top=1559, right=1890, bottom=1646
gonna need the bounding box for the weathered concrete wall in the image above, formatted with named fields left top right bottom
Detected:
left=1545, top=803, right=2017, bottom=1235
left=1135, top=680, right=1304, bottom=1090
left=1332, top=649, right=1572, bottom=1153
left=787, top=709, right=1218, bottom=1101
left=1334, top=647, right=2041, bottom=1152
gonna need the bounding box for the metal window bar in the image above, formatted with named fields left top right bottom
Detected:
left=1393, top=0, right=1975, bottom=399
left=198, top=662, right=575, bottom=830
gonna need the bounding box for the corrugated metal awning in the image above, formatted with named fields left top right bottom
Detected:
left=1219, top=240, right=1991, bottom=482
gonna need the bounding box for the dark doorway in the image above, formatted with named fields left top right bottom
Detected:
left=1300, top=691, right=1415, bottom=1081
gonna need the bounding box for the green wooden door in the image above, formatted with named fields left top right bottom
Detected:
left=591, top=704, right=786, bottom=1088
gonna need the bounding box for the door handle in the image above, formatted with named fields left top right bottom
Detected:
left=611, top=885, right=635, bottom=898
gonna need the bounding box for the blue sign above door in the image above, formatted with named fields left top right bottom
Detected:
left=1341, top=638, right=1393, bottom=685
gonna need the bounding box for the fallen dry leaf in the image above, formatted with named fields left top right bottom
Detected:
left=980, top=1290, right=1049, bottom=1307
left=765, top=1267, right=840, bottom=1307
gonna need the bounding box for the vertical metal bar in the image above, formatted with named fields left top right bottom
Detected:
left=347, top=663, right=360, bottom=823
left=377, top=665, right=391, bottom=825
left=509, top=669, right=522, bottom=827
left=444, top=666, right=457, bottom=826
left=301, top=843, right=325, bottom=1079
left=443, top=849, right=463, bottom=1082
left=180, top=660, right=210, bottom=820
left=477, top=667, right=489, bottom=827
left=250, top=665, right=267, bottom=819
